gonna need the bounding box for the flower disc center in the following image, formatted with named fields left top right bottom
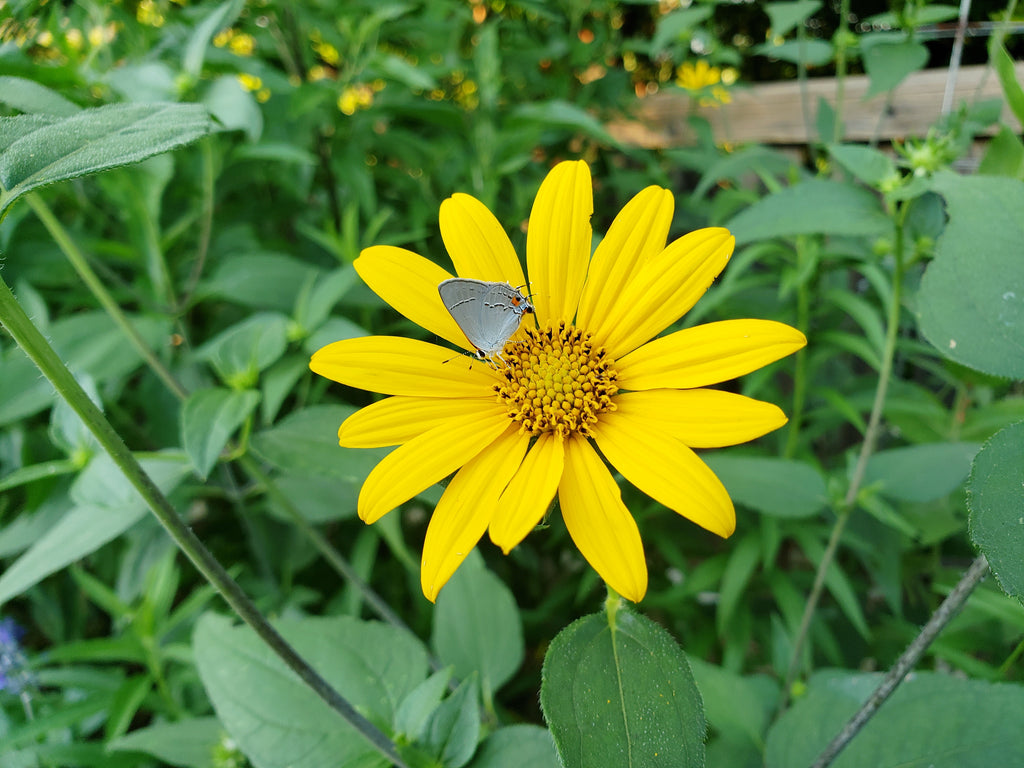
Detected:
left=496, top=322, right=618, bottom=438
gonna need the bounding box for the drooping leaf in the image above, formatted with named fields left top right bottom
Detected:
left=765, top=1, right=823, bottom=37
left=541, top=606, right=705, bottom=768
left=862, top=39, right=929, bottom=98
left=968, top=421, right=1024, bottom=605
left=108, top=717, right=223, bottom=768
left=0, top=76, right=81, bottom=116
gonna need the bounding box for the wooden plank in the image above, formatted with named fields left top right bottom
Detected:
left=609, top=62, right=1024, bottom=147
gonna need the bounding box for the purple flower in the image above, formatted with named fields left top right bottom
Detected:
left=0, top=617, right=32, bottom=695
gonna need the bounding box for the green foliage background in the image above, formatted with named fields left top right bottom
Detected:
left=1, top=1, right=1023, bottom=767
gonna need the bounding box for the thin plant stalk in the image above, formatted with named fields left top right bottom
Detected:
left=832, top=0, right=852, bottom=145
left=780, top=204, right=908, bottom=707
left=810, top=555, right=991, bottom=768
left=0, top=275, right=410, bottom=768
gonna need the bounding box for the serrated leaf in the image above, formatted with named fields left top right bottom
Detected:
left=193, top=613, right=428, bottom=768
left=968, top=421, right=1024, bottom=605
left=432, top=550, right=524, bottom=703
left=864, top=442, right=980, bottom=502
left=765, top=670, right=1024, bottom=767
left=702, top=455, right=827, bottom=518
left=0, top=103, right=213, bottom=219
left=541, top=607, right=705, bottom=768
left=918, top=173, right=1024, bottom=378
left=181, top=388, right=261, bottom=478
left=0, top=454, right=190, bottom=606
left=726, top=179, right=891, bottom=244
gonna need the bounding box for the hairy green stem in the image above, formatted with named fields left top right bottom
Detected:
left=811, top=555, right=991, bottom=767
left=781, top=206, right=907, bottom=707
left=0, top=275, right=409, bottom=768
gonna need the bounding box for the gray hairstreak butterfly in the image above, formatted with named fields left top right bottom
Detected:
left=438, top=278, right=534, bottom=360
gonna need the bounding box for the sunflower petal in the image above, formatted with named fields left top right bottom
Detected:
left=591, top=412, right=735, bottom=538
left=421, top=427, right=530, bottom=602
left=440, top=193, right=528, bottom=289
left=355, top=246, right=471, bottom=351
left=613, top=390, right=788, bottom=448
left=617, top=319, right=807, bottom=391
left=310, top=336, right=501, bottom=397
left=358, top=409, right=512, bottom=524
left=339, top=396, right=506, bottom=448
left=576, top=185, right=673, bottom=333
left=597, top=228, right=734, bottom=357
left=526, top=160, right=593, bottom=325
left=489, top=432, right=565, bottom=553
left=559, top=435, right=647, bottom=602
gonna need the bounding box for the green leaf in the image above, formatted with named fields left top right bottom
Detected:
left=650, top=6, right=714, bottom=55
left=432, top=550, right=524, bottom=703
left=765, top=670, right=1024, bottom=767
left=193, top=613, right=429, bottom=768
left=862, top=39, right=929, bottom=98
left=0, top=103, right=213, bottom=219
left=467, top=725, right=560, bottom=768
left=977, top=125, right=1024, bottom=178
left=203, top=251, right=319, bottom=311
left=252, top=404, right=388, bottom=483
left=378, top=54, right=438, bottom=90
left=197, top=312, right=289, bottom=383
left=0, top=312, right=169, bottom=426
left=510, top=101, right=616, bottom=144
left=202, top=75, right=262, bottom=142
left=0, top=454, right=190, bottom=606
left=424, top=677, right=481, bottom=768
left=0, top=76, right=80, bottom=116
left=395, top=668, right=452, bottom=741
left=108, top=717, right=224, bottom=768
left=726, top=179, right=891, bottom=244
left=827, top=143, right=897, bottom=187
left=541, top=606, right=705, bottom=768
left=990, top=41, right=1024, bottom=128
left=863, top=442, right=980, bottom=502
left=918, top=173, right=1024, bottom=378
left=181, top=387, right=261, bottom=478
left=702, top=455, right=827, bottom=518
left=183, top=0, right=246, bottom=79
left=753, top=39, right=834, bottom=66
left=717, top=533, right=762, bottom=635
left=687, top=657, right=777, bottom=747
left=765, top=1, right=822, bottom=37
left=968, top=421, right=1024, bottom=605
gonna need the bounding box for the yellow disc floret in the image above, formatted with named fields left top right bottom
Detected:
left=497, top=322, right=618, bottom=438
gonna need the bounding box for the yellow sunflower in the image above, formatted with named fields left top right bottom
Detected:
left=310, top=160, right=805, bottom=603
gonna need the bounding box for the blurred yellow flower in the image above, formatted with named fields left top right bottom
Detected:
left=338, top=84, right=373, bottom=115
left=136, top=0, right=165, bottom=27
left=213, top=29, right=232, bottom=47
left=64, top=28, right=83, bottom=51
left=236, top=73, right=263, bottom=92
left=310, top=161, right=805, bottom=602
left=314, top=41, right=340, bottom=66
left=676, top=59, right=721, bottom=91
left=228, top=32, right=255, bottom=56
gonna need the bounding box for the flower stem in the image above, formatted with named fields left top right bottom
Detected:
left=781, top=206, right=907, bottom=707
left=810, top=555, right=991, bottom=768
left=0, top=275, right=410, bottom=768
left=832, top=0, right=852, bottom=145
